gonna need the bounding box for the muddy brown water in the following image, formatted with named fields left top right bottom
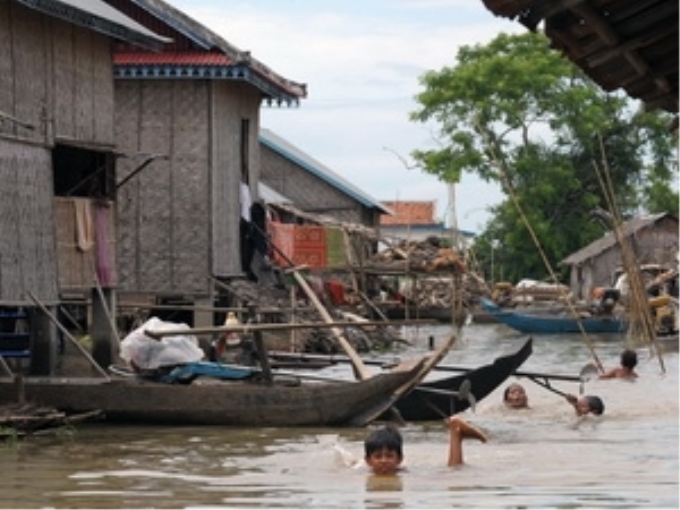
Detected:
left=2, top=324, right=677, bottom=508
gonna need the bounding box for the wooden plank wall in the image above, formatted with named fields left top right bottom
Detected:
left=0, top=2, right=115, bottom=145
left=0, top=139, right=58, bottom=304
left=115, top=80, right=258, bottom=296
left=210, top=82, right=260, bottom=279
left=0, top=2, right=118, bottom=304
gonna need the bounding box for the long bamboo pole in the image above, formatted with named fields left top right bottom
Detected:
left=143, top=318, right=434, bottom=339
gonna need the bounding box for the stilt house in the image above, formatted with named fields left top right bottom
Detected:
left=108, top=0, right=306, bottom=327
left=0, top=0, right=168, bottom=374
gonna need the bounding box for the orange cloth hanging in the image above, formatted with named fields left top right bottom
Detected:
left=293, top=225, right=327, bottom=268
left=74, top=198, right=94, bottom=252
left=267, top=221, right=295, bottom=266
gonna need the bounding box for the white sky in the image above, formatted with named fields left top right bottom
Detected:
left=169, top=0, right=525, bottom=233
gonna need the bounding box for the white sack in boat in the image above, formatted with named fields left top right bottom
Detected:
left=119, top=317, right=204, bottom=370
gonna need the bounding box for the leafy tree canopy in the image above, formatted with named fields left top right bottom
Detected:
left=410, top=32, right=678, bottom=283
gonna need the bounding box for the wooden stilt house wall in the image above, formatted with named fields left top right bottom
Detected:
left=0, top=0, right=166, bottom=304
left=108, top=0, right=306, bottom=311
left=0, top=0, right=168, bottom=372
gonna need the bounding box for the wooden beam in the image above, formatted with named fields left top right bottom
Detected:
left=143, top=318, right=435, bottom=339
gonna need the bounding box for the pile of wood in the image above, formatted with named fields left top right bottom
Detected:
left=368, top=237, right=467, bottom=273
left=0, top=401, right=101, bottom=439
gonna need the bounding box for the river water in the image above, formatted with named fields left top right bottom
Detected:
left=2, top=324, right=677, bottom=509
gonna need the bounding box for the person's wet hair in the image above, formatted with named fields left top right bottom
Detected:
left=585, top=395, right=605, bottom=415
left=503, top=383, right=523, bottom=402
left=364, top=424, right=403, bottom=457
left=621, top=349, right=638, bottom=369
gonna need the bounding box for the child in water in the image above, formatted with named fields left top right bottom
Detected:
left=503, top=382, right=529, bottom=409
left=361, top=416, right=487, bottom=476
left=565, top=394, right=605, bottom=416
left=600, top=349, right=639, bottom=379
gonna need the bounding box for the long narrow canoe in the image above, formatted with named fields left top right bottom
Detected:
left=394, top=337, right=533, bottom=421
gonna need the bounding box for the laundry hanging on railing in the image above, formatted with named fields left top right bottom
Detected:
left=267, top=221, right=347, bottom=269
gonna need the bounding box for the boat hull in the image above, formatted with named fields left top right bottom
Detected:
left=480, top=298, right=626, bottom=334
left=0, top=369, right=419, bottom=427
left=395, top=337, right=533, bottom=421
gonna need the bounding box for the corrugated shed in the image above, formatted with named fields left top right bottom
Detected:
left=561, top=213, right=675, bottom=265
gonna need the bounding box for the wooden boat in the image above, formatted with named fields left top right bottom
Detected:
left=0, top=361, right=427, bottom=427
left=394, top=337, right=533, bottom=421
left=0, top=319, right=458, bottom=427
left=268, top=337, right=533, bottom=422
left=479, top=297, right=626, bottom=334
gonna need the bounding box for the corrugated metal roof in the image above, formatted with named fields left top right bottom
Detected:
left=259, top=128, right=392, bottom=215
left=16, top=0, right=171, bottom=50
left=560, top=212, right=673, bottom=265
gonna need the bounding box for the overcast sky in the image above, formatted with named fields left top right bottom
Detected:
left=169, top=0, right=525, bottom=232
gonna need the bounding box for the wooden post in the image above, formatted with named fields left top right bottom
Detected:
left=14, top=374, right=24, bottom=403
left=29, top=306, right=56, bottom=376
left=91, top=287, right=117, bottom=369
left=248, top=304, right=273, bottom=384
left=290, top=286, right=297, bottom=351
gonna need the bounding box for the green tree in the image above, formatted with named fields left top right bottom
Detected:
left=410, top=32, right=677, bottom=283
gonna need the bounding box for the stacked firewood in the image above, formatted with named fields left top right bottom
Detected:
left=370, top=237, right=467, bottom=273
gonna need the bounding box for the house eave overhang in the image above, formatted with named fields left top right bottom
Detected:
left=16, top=0, right=171, bottom=51
left=114, top=63, right=302, bottom=106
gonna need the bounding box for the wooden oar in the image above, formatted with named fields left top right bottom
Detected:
left=414, top=378, right=477, bottom=412
left=266, top=349, right=588, bottom=383
left=525, top=363, right=600, bottom=397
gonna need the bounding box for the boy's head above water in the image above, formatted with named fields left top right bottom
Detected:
left=364, top=424, right=404, bottom=476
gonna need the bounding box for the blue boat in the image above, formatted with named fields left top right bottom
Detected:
left=479, top=297, right=627, bottom=334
